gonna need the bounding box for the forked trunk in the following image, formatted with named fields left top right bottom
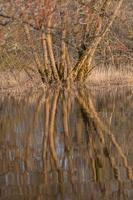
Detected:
left=67, top=0, right=124, bottom=83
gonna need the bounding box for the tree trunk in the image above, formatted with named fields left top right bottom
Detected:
left=67, top=0, right=124, bottom=82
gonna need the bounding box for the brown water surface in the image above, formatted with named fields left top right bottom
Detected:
left=0, top=86, right=133, bottom=200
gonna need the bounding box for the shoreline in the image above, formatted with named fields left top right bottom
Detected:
left=0, top=69, right=133, bottom=96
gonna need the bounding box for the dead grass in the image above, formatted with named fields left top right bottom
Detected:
left=0, top=69, right=43, bottom=97
left=0, top=66, right=133, bottom=96
left=88, top=67, right=133, bottom=86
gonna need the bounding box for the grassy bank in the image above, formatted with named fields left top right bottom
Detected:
left=0, top=69, right=43, bottom=95
left=88, top=67, right=133, bottom=86
left=0, top=67, right=133, bottom=95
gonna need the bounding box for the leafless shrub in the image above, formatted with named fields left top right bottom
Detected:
left=0, top=0, right=129, bottom=84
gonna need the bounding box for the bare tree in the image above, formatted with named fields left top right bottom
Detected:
left=0, top=0, right=125, bottom=84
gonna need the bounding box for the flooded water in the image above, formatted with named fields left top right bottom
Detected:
left=0, top=86, right=133, bottom=200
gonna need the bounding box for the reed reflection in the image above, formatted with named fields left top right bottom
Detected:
left=0, top=87, right=133, bottom=199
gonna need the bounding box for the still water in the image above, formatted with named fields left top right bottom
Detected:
left=0, top=86, right=133, bottom=200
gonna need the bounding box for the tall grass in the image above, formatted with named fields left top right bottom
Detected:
left=88, top=66, right=133, bottom=85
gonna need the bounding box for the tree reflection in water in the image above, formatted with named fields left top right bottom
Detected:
left=0, top=86, right=133, bottom=200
